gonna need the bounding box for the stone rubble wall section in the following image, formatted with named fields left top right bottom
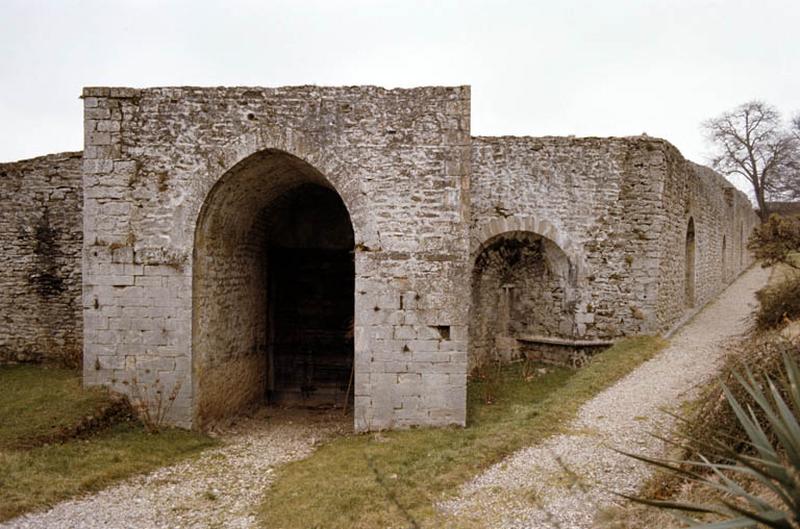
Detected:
left=0, top=152, right=83, bottom=365
left=469, top=136, right=758, bottom=338
left=470, top=137, right=667, bottom=339
left=654, top=154, right=759, bottom=327
left=81, top=86, right=471, bottom=431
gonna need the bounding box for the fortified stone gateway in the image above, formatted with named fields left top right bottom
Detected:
left=0, top=85, right=758, bottom=431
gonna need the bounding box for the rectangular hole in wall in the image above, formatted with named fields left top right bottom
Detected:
left=434, top=325, right=450, bottom=340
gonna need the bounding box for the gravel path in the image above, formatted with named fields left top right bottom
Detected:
left=442, top=265, right=769, bottom=529
left=1, top=410, right=348, bottom=529
left=2, top=268, right=768, bottom=529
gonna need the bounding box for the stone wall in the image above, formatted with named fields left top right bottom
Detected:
left=654, top=155, right=758, bottom=327
left=81, top=86, right=471, bottom=431
left=0, top=152, right=83, bottom=365
left=469, top=136, right=757, bottom=366
left=470, top=137, right=669, bottom=346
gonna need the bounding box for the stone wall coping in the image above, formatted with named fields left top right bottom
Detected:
left=0, top=151, right=82, bottom=166
left=81, top=85, right=471, bottom=98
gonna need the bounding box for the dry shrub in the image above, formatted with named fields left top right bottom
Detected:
left=749, top=213, right=800, bottom=330
left=683, top=328, right=798, bottom=460
left=755, top=274, right=800, bottom=330
left=127, top=376, right=183, bottom=433
left=598, top=480, right=720, bottom=529
left=748, top=213, right=800, bottom=268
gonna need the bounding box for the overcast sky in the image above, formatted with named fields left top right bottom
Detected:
left=1, top=0, right=798, bottom=194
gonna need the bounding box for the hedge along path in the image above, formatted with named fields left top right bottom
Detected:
left=441, top=265, right=770, bottom=529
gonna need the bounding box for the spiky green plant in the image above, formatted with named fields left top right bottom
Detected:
left=623, top=353, right=800, bottom=528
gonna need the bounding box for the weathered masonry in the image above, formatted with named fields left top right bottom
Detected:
left=0, top=85, right=758, bottom=431
left=0, top=152, right=83, bottom=366
left=469, top=138, right=759, bottom=367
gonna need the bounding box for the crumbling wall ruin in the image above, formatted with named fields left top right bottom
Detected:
left=469, top=137, right=668, bottom=368
left=0, top=84, right=761, bottom=431
left=0, top=152, right=83, bottom=365
left=468, top=136, right=758, bottom=368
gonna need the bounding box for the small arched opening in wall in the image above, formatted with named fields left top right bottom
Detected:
left=685, top=217, right=696, bottom=308
left=192, top=149, right=355, bottom=428
left=739, top=221, right=745, bottom=269
left=722, top=235, right=727, bottom=283
left=468, top=230, right=576, bottom=373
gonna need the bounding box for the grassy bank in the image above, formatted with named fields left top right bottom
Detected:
left=259, top=336, right=666, bottom=529
left=0, top=365, right=217, bottom=521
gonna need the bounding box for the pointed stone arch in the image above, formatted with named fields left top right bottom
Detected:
left=468, top=216, right=584, bottom=370
left=191, top=145, right=360, bottom=427
left=189, top=128, right=379, bottom=255
left=470, top=215, right=585, bottom=278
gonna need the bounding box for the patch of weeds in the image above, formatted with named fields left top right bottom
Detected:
left=544, top=468, right=587, bottom=491
left=126, top=375, right=183, bottom=433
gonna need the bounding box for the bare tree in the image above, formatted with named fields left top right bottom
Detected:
left=775, top=114, right=800, bottom=201
left=703, top=101, right=799, bottom=220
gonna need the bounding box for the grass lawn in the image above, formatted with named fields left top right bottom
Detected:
left=259, top=336, right=666, bottom=529
left=0, top=364, right=217, bottom=522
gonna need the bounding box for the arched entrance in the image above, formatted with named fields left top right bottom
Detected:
left=469, top=231, right=575, bottom=371
left=192, top=149, right=355, bottom=426
left=685, top=218, right=696, bottom=308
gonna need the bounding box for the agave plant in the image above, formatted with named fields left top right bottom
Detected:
left=622, top=353, right=800, bottom=529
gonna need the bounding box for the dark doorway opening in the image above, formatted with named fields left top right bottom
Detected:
left=193, top=150, right=355, bottom=426
left=264, top=184, right=355, bottom=407
left=722, top=235, right=727, bottom=282
left=268, top=247, right=354, bottom=405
